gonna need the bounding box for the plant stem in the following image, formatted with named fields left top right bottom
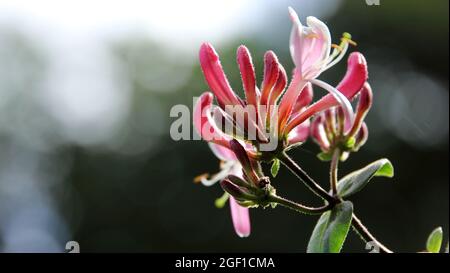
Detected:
left=278, top=151, right=335, bottom=203
left=278, top=151, right=394, bottom=253
left=351, top=214, right=393, bottom=253
left=330, top=148, right=340, bottom=196
left=268, top=194, right=333, bottom=215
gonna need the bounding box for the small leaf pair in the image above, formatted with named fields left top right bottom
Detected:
left=307, top=159, right=394, bottom=253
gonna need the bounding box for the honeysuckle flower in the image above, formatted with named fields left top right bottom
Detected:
left=194, top=142, right=251, bottom=238
left=196, top=43, right=310, bottom=156
left=194, top=8, right=368, bottom=157
left=278, top=7, right=364, bottom=139
left=311, top=82, right=373, bottom=160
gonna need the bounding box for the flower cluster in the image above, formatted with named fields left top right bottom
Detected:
left=194, top=8, right=368, bottom=159
left=188, top=6, right=445, bottom=255
left=311, top=82, right=373, bottom=161
left=193, top=7, right=370, bottom=238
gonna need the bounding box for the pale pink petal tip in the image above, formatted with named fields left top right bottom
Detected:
left=288, top=7, right=300, bottom=24
left=208, top=143, right=236, bottom=162
left=229, top=197, right=251, bottom=238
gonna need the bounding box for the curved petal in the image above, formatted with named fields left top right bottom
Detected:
left=310, top=115, right=330, bottom=150
left=229, top=196, right=251, bottom=238
left=208, top=143, right=236, bottom=162
left=335, top=52, right=368, bottom=99
left=229, top=139, right=259, bottom=184
left=301, top=16, right=331, bottom=79
left=288, top=8, right=331, bottom=80
left=277, top=71, right=308, bottom=134
left=288, top=7, right=304, bottom=73
left=348, top=82, right=373, bottom=137
left=291, top=82, right=314, bottom=115
left=199, top=43, right=243, bottom=108
left=311, top=52, right=367, bottom=110
left=193, top=92, right=231, bottom=148
left=268, top=65, right=288, bottom=106
left=354, top=122, right=369, bottom=150
left=260, top=51, right=280, bottom=106
left=287, top=118, right=310, bottom=145
left=283, top=53, right=367, bottom=134
left=237, top=45, right=258, bottom=107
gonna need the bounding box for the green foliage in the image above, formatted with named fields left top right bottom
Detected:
left=307, top=201, right=353, bottom=253
left=337, top=159, right=394, bottom=198
left=271, top=159, right=280, bottom=177
left=426, top=227, right=443, bottom=253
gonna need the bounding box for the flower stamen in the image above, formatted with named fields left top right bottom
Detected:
left=194, top=173, right=209, bottom=183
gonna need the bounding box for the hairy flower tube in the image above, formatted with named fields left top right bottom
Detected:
left=194, top=7, right=368, bottom=160
left=194, top=142, right=251, bottom=237
left=311, top=82, right=373, bottom=161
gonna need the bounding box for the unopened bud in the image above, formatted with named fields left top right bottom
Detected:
left=220, top=179, right=256, bottom=202
left=324, top=108, right=336, bottom=138
left=348, top=82, right=373, bottom=138
left=311, top=115, right=330, bottom=151
left=353, top=122, right=369, bottom=151
left=336, top=106, right=345, bottom=136
left=229, top=139, right=260, bottom=184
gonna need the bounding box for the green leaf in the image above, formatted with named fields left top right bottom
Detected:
left=271, top=159, right=280, bottom=177
left=307, top=201, right=353, bottom=253
left=337, top=159, right=394, bottom=198
left=426, top=227, right=443, bottom=253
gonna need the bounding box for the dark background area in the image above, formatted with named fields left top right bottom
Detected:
left=0, top=0, right=448, bottom=252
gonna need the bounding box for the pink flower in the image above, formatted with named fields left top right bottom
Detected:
left=278, top=8, right=366, bottom=137
left=311, top=82, right=373, bottom=158
left=195, top=143, right=251, bottom=237
left=195, top=45, right=367, bottom=156
left=196, top=43, right=310, bottom=155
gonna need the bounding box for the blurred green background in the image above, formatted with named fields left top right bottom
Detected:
left=0, top=0, right=448, bottom=252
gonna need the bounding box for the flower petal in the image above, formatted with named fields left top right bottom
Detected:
left=291, top=82, right=314, bottom=115
left=301, top=16, right=331, bottom=79
left=199, top=43, right=243, bottom=108
left=208, top=143, right=236, bottom=162
left=277, top=71, right=308, bottom=134
left=348, top=82, right=373, bottom=137
left=282, top=53, right=367, bottom=134
left=193, top=92, right=231, bottom=148
left=268, top=65, right=288, bottom=107
left=336, top=52, right=368, bottom=99
left=354, top=122, right=368, bottom=150
left=287, top=118, right=310, bottom=145
left=288, top=7, right=303, bottom=73
left=229, top=139, right=259, bottom=184
left=229, top=196, right=251, bottom=238
left=237, top=45, right=258, bottom=107
left=310, top=115, right=330, bottom=150
left=312, top=52, right=368, bottom=110
left=260, top=51, right=280, bottom=106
